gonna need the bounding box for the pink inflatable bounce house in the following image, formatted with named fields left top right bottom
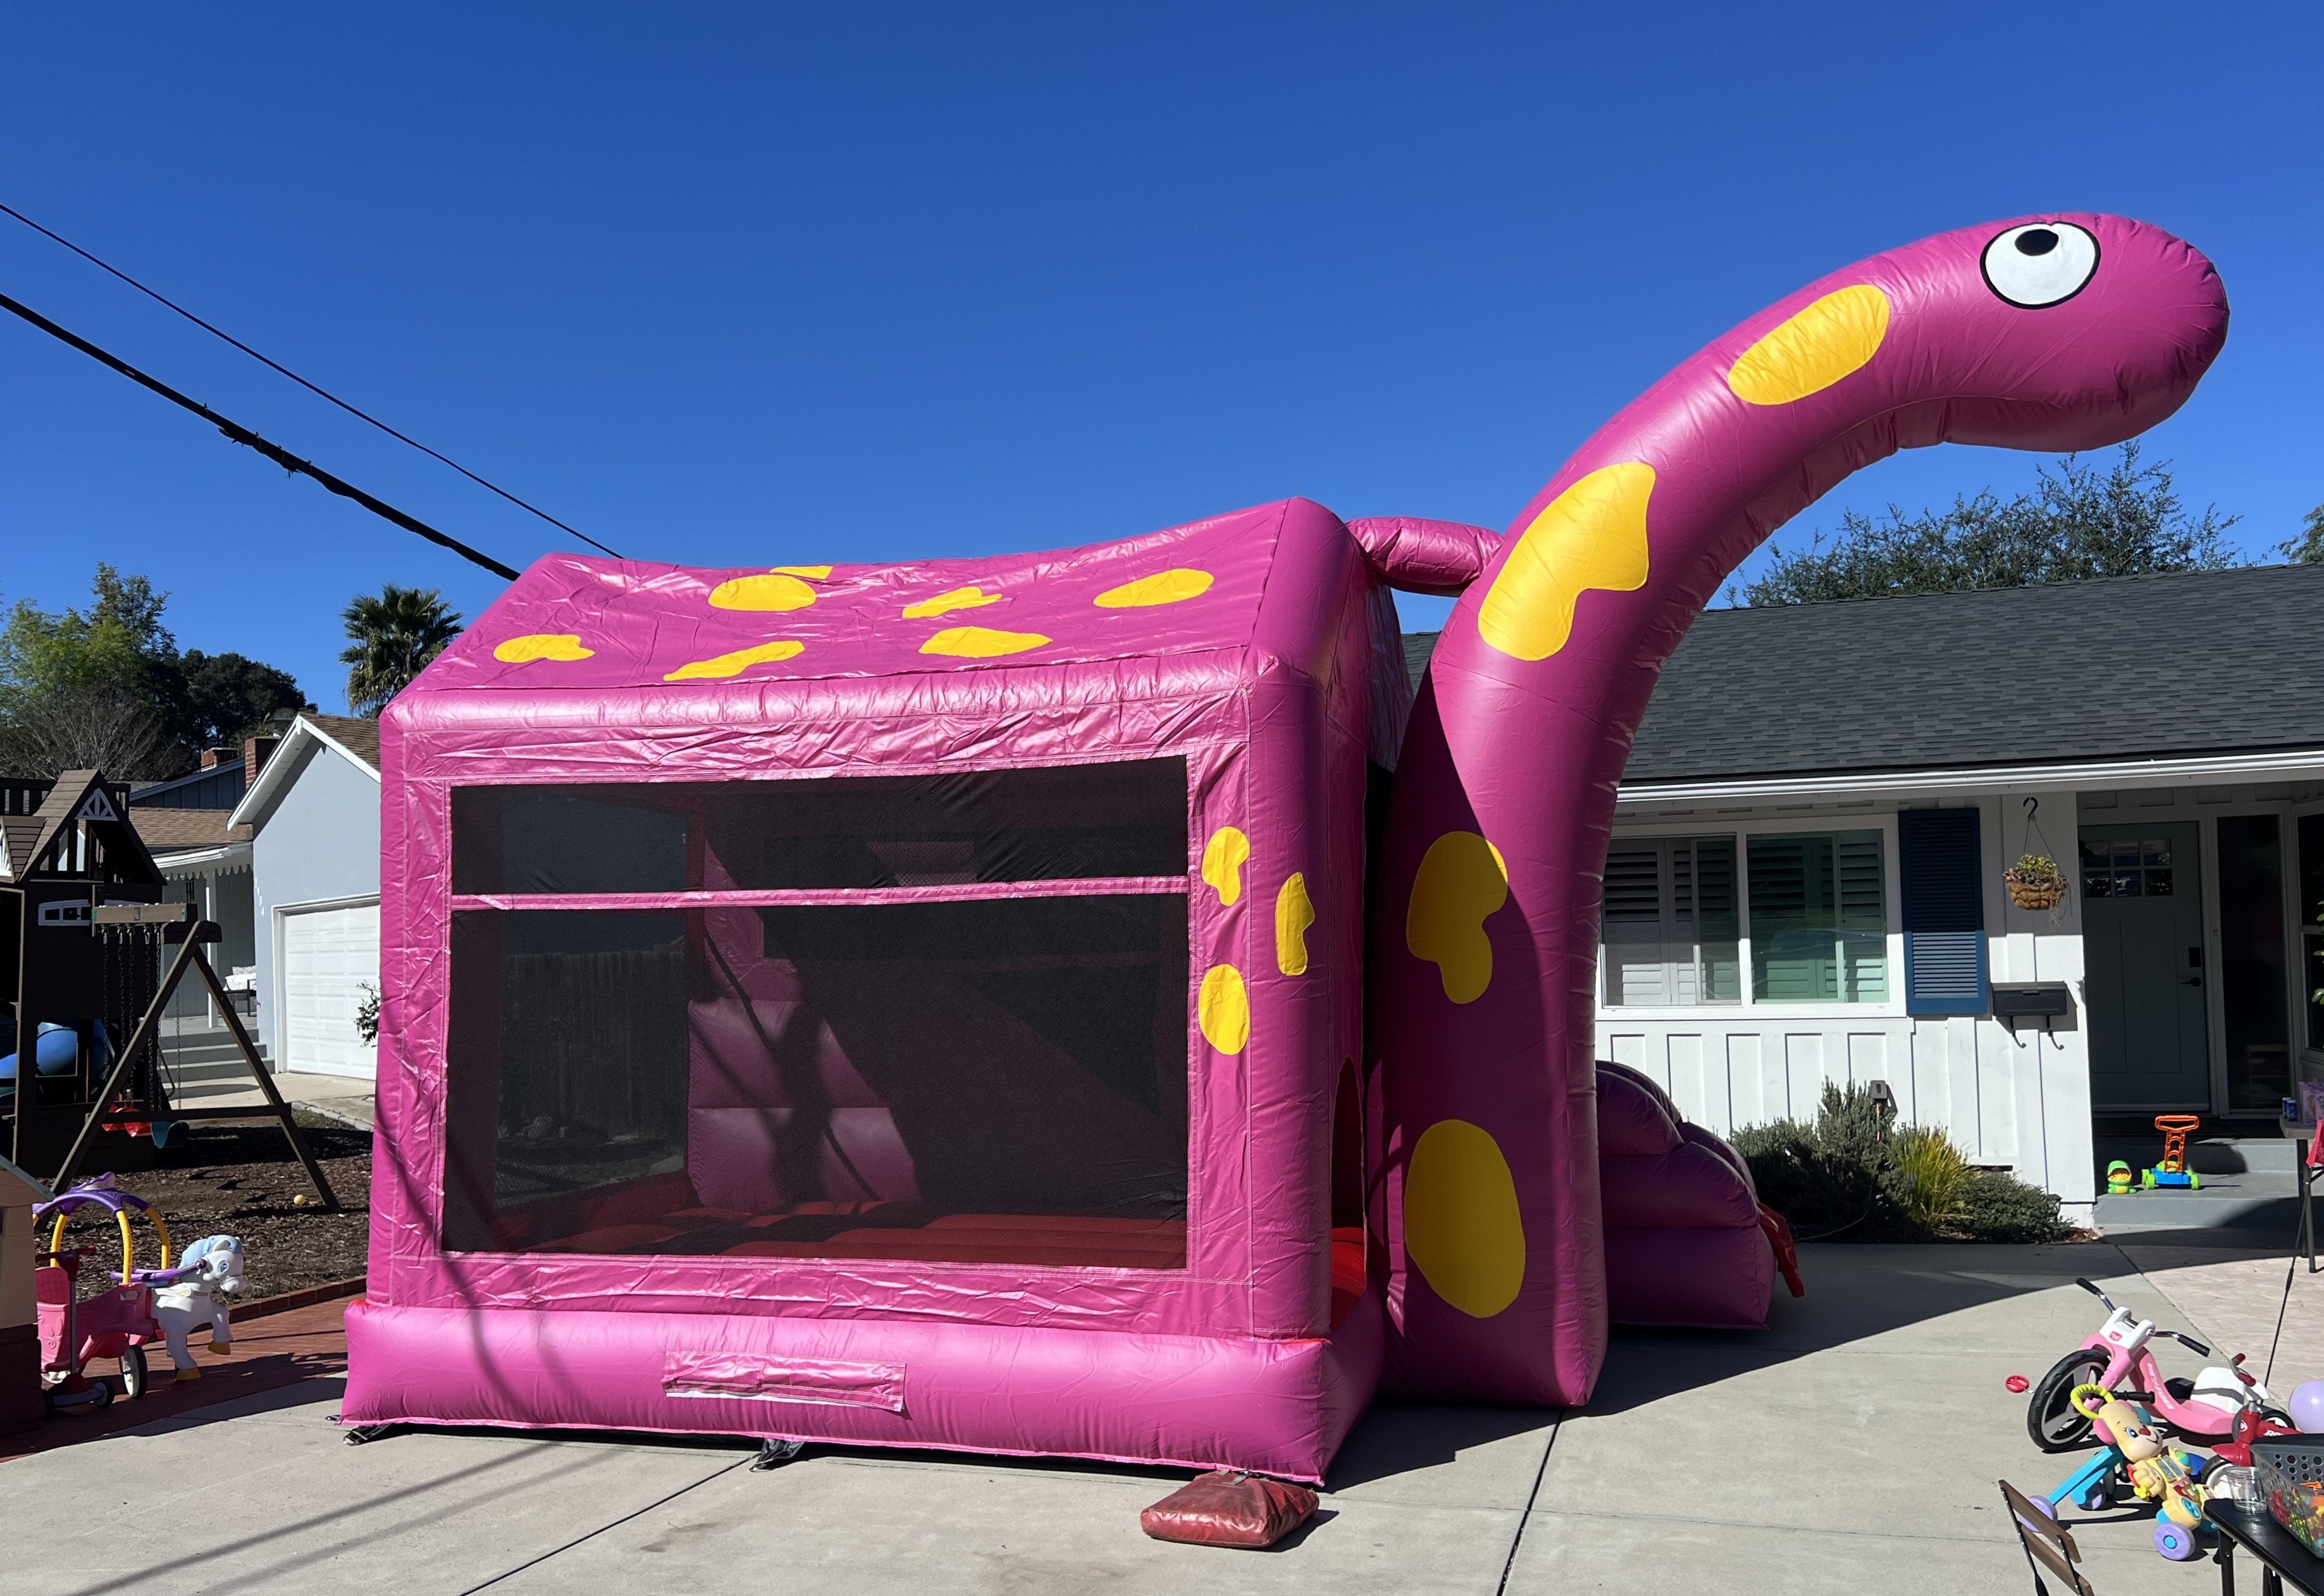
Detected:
left=345, top=213, right=2227, bottom=1480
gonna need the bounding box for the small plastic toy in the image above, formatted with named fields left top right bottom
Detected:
left=151, top=1235, right=244, bottom=1380
left=2067, top=1383, right=2211, bottom=1560
left=2144, top=1115, right=2203, bottom=1189
left=32, top=1173, right=171, bottom=1410
left=2106, top=1160, right=2134, bottom=1194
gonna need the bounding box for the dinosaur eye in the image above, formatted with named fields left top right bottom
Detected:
left=1982, top=221, right=2099, bottom=308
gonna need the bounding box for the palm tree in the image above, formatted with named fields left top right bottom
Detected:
left=340, top=586, right=463, bottom=715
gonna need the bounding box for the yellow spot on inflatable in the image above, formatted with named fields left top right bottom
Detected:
left=1094, top=569, right=1214, bottom=609
left=664, top=640, right=805, bottom=681
left=1406, top=831, right=1509, bottom=1004
left=903, top=586, right=1003, bottom=619
left=1198, top=963, right=1249, bottom=1055
left=1476, top=462, right=1653, bottom=662
left=1724, top=283, right=1891, bottom=406
left=708, top=572, right=819, bottom=612
left=493, top=634, right=595, bottom=664
left=919, top=626, right=1051, bottom=658
left=1201, top=827, right=1250, bottom=905
left=772, top=565, right=832, bottom=578
left=1404, top=1119, right=1526, bottom=1318
left=1275, top=873, right=1314, bottom=976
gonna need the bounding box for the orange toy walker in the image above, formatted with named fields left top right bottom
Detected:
left=2143, top=1115, right=2203, bottom=1191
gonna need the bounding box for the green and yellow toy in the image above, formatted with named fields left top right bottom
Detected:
left=2106, top=1160, right=2135, bottom=1194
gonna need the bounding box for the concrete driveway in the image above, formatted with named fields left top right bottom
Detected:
left=13, top=1240, right=2319, bottom=1594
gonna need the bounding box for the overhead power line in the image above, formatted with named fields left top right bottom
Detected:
left=0, top=287, right=522, bottom=581
left=0, top=200, right=621, bottom=558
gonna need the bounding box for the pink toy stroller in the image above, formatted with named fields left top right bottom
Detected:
left=34, top=1174, right=173, bottom=1412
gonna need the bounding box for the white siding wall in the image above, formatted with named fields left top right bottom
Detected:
left=1597, top=789, right=2096, bottom=1216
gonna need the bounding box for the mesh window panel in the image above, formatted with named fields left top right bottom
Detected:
left=442, top=910, right=693, bottom=1251
left=451, top=759, right=1187, bottom=893
left=444, top=897, right=1191, bottom=1268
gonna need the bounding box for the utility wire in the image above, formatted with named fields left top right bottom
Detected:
left=0, top=287, right=521, bottom=581
left=0, top=200, right=621, bottom=558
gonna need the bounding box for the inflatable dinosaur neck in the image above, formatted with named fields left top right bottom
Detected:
left=1373, top=215, right=2228, bottom=1404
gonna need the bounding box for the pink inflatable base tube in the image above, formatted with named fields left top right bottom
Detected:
left=342, top=1290, right=1383, bottom=1484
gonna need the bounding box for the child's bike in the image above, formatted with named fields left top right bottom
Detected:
left=2026, top=1277, right=2288, bottom=1451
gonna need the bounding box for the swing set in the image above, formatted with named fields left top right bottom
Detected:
left=51, top=902, right=337, bottom=1207
left=1, top=767, right=333, bottom=1204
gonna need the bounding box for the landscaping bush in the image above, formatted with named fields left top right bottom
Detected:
left=1889, top=1123, right=1975, bottom=1235
left=1731, top=1106, right=1905, bottom=1239
left=1734, top=1082, right=2075, bottom=1244
left=1952, top=1168, right=2073, bottom=1243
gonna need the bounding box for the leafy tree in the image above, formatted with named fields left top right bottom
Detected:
left=2281, top=503, right=2324, bottom=566
left=1741, top=444, right=2241, bottom=607
left=340, top=585, right=462, bottom=716
left=0, top=565, right=183, bottom=779
left=0, top=566, right=310, bottom=778
left=180, top=651, right=312, bottom=749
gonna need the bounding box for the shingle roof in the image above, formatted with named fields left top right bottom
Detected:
left=131, top=807, right=253, bottom=853
left=302, top=713, right=381, bottom=771
left=1403, top=563, right=2324, bottom=784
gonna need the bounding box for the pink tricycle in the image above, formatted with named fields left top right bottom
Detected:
left=34, top=1174, right=177, bottom=1413
left=2027, top=1276, right=2289, bottom=1452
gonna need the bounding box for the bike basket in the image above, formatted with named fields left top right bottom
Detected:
left=2251, top=1438, right=2324, bottom=1554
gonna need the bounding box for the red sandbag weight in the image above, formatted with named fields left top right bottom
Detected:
left=1140, top=1471, right=1319, bottom=1549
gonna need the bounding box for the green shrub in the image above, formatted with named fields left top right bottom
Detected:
left=1733, top=1082, right=2073, bottom=1244
left=1951, top=1168, right=2073, bottom=1243
left=1733, top=1085, right=1911, bottom=1240
left=1888, top=1124, right=1975, bottom=1234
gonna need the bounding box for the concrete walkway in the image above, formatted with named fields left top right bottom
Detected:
left=12, top=1240, right=2324, bottom=1593
left=188, top=1069, right=378, bottom=1129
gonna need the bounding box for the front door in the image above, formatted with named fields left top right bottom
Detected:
left=2082, top=822, right=2210, bottom=1110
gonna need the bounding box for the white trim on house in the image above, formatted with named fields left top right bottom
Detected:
left=151, top=842, right=253, bottom=877
left=1619, top=748, right=2324, bottom=808
left=229, top=717, right=380, bottom=831
left=269, top=891, right=382, bottom=1079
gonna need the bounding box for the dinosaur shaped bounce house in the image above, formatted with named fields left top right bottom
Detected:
left=345, top=214, right=2227, bottom=1480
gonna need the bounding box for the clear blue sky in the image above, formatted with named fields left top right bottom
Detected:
left=3, top=4, right=2317, bottom=712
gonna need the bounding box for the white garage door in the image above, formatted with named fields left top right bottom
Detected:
left=282, top=900, right=380, bottom=1077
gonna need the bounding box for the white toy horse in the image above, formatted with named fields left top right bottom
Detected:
left=153, top=1235, right=244, bottom=1382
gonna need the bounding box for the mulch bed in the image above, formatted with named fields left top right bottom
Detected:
left=59, top=1115, right=372, bottom=1300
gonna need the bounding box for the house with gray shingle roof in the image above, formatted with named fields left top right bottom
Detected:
left=1408, top=562, right=2324, bottom=1224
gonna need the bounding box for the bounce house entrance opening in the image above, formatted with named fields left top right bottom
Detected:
left=440, top=760, right=1194, bottom=1270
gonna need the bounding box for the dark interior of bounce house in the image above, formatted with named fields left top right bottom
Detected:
left=456, top=769, right=1194, bottom=1266
left=426, top=716, right=1381, bottom=1327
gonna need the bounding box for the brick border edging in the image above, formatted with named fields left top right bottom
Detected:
left=234, top=1278, right=364, bottom=1322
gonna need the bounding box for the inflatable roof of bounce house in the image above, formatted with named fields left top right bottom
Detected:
left=347, top=214, right=2228, bottom=1482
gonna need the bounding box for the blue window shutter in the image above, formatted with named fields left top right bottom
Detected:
left=1900, top=808, right=1989, bottom=1016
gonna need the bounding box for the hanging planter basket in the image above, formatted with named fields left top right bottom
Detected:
left=2005, top=854, right=2070, bottom=912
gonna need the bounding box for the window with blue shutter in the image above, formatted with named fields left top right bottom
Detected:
left=1899, top=808, right=1988, bottom=1016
